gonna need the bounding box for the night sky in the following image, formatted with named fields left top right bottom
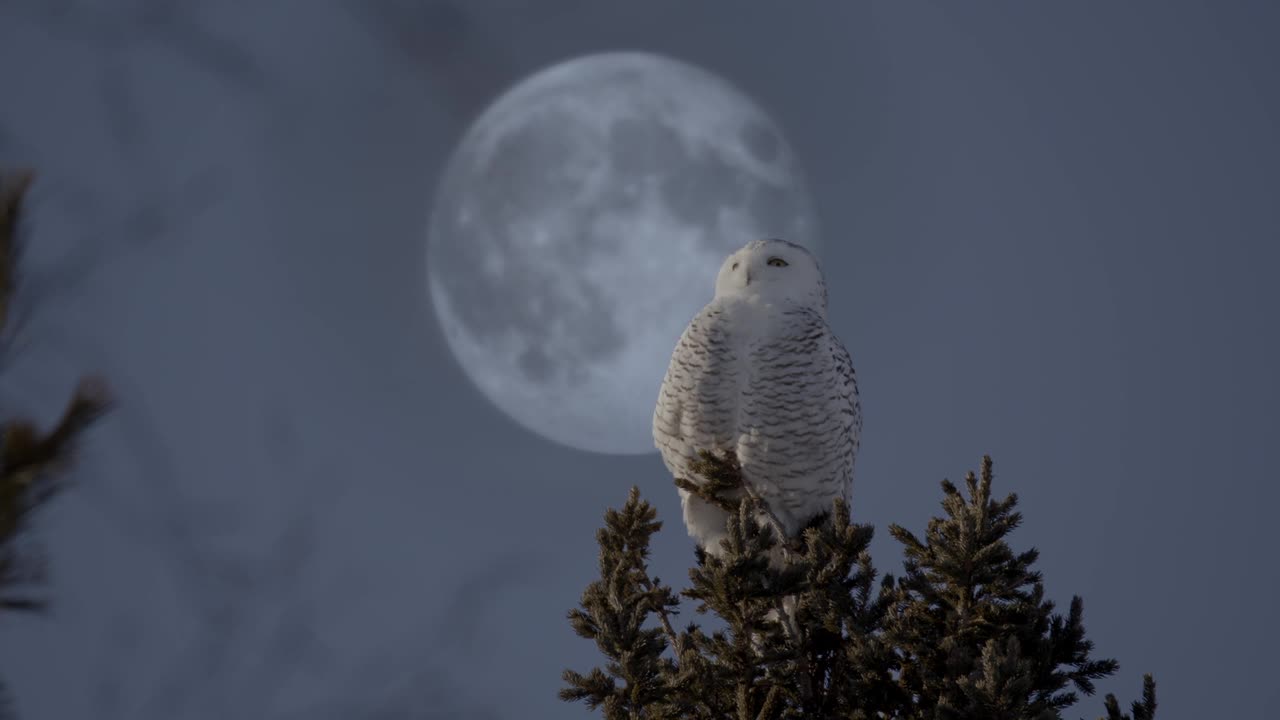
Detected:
left=1, top=2, right=1277, bottom=719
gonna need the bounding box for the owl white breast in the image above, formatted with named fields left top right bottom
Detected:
left=653, top=238, right=861, bottom=554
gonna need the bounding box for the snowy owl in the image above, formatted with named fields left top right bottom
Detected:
left=653, top=239, right=861, bottom=555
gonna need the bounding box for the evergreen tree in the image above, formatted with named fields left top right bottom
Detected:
left=0, top=171, right=111, bottom=717
left=563, top=452, right=1156, bottom=719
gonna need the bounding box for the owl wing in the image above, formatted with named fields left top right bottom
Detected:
left=735, top=307, right=861, bottom=533
left=829, top=329, right=862, bottom=489
left=653, top=302, right=743, bottom=482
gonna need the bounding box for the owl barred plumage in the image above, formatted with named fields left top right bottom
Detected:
left=653, top=239, right=861, bottom=555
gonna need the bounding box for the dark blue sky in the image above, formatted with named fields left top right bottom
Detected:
left=0, top=2, right=1277, bottom=718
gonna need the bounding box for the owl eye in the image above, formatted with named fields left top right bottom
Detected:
left=732, top=262, right=740, bottom=270
left=767, top=257, right=789, bottom=267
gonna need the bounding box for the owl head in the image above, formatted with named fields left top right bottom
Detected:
left=714, top=238, right=828, bottom=313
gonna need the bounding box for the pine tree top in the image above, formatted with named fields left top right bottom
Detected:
left=563, top=453, right=1157, bottom=720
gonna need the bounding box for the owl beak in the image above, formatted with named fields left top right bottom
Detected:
left=744, top=269, right=752, bottom=286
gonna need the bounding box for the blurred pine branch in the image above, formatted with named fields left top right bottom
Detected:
left=0, top=170, right=111, bottom=718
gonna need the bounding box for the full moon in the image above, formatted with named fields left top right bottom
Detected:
left=427, top=52, right=817, bottom=454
